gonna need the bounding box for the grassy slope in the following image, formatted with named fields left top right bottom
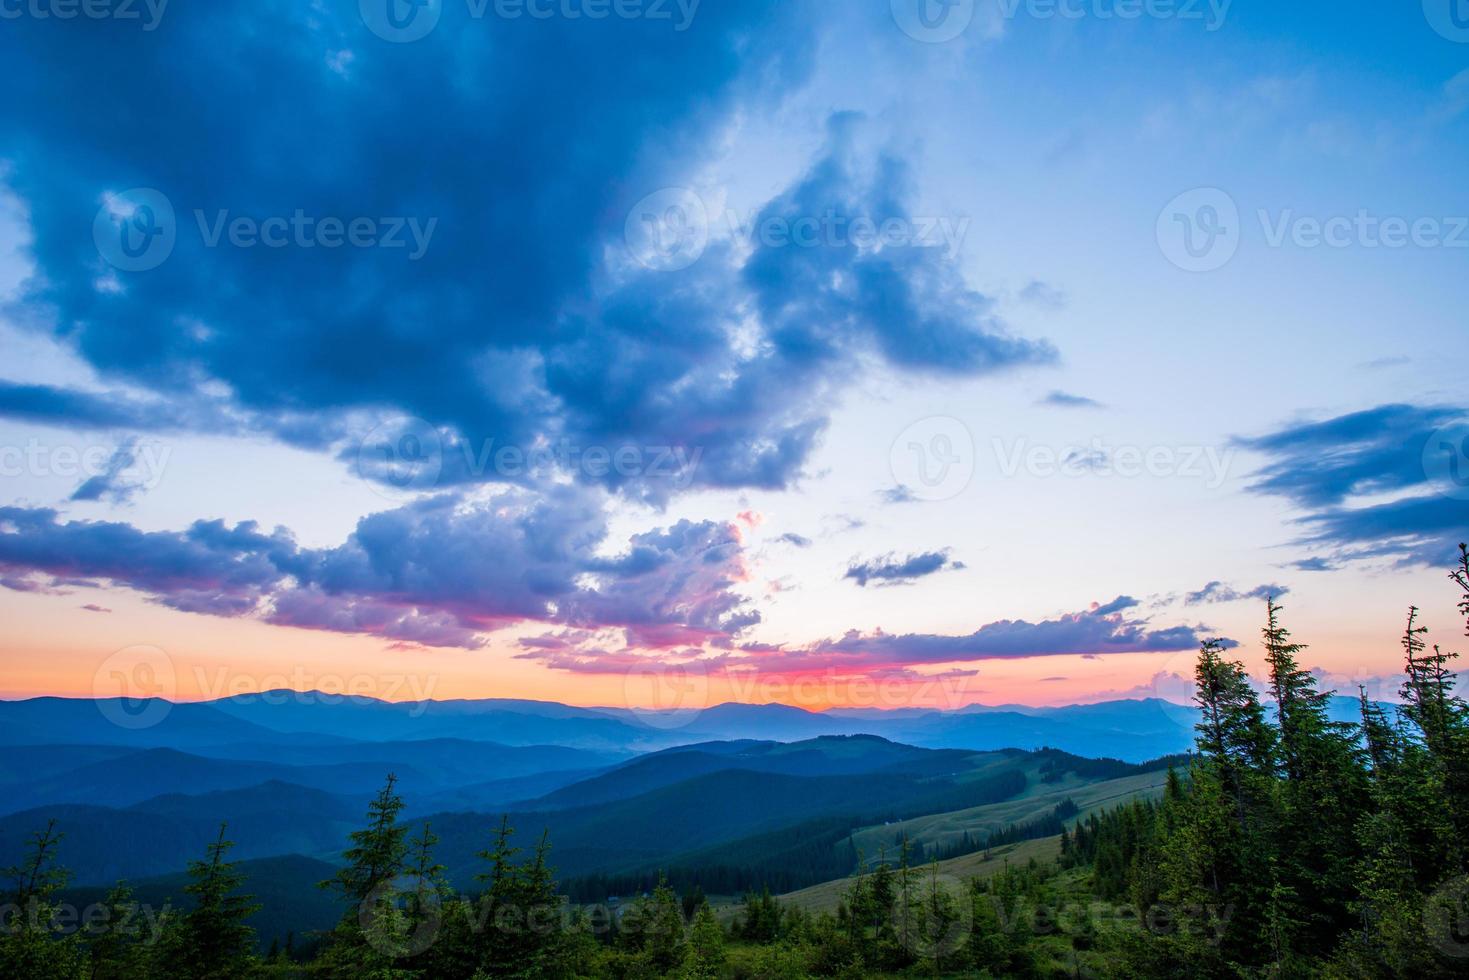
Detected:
left=767, top=836, right=1065, bottom=917
left=848, top=767, right=1170, bottom=859
left=762, top=766, right=1172, bottom=917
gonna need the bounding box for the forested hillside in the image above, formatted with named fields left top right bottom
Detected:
left=4, top=546, right=1466, bottom=978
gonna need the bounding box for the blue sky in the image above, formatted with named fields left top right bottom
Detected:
left=0, top=0, right=1465, bottom=708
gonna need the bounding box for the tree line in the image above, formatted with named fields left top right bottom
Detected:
left=4, top=543, right=1467, bottom=977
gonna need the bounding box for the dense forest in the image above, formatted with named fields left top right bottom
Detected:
left=4, top=544, right=1467, bottom=978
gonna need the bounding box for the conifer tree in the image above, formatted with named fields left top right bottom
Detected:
left=917, top=861, right=961, bottom=972
left=316, top=775, right=420, bottom=977
left=154, top=824, right=259, bottom=980
left=0, top=821, right=83, bottom=980
left=1191, top=638, right=1275, bottom=823
left=86, top=881, right=150, bottom=980
left=1261, top=600, right=1367, bottom=950
left=326, top=774, right=409, bottom=906
left=473, top=814, right=524, bottom=974
left=683, top=901, right=725, bottom=979
left=621, top=876, right=685, bottom=974
left=402, top=820, right=449, bottom=951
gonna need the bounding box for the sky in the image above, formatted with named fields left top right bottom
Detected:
left=0, top=0, right=1466, bottom=713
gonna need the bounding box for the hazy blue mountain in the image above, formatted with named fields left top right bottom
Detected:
left=0, top=697, right=303, bottom=747
left=0, top=743, right=138, bottom=784
left=0, top=747, right=419, bottom=814
left=527, top=735, right=963, bottom=810
left=2, top=729, right=1186, bottom=900
left=4, top=692, right=1395, bottom=767
left=649, top=702, right=863, bottom=741
left=207, top=691, right=665, bottom=752
left=187, top=736, right=617, bottom=782
left=541, top=698, right=1204, bottom=761
left=0, top=782, right=356, bottom=883
left=407, top=767, right=610, bottom=815
left=418, top=737, right=1054, bottom=886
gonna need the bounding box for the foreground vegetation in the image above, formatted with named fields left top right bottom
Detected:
left=5, top=546, right=1468, bottom=978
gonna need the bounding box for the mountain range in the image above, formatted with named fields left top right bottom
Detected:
left=1, top=689, right=1380, bottom=950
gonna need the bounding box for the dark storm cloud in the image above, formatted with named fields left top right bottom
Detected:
left=1237, top=404, right=1469, bottom=567
left=0, top=5, right=1050, bottom=500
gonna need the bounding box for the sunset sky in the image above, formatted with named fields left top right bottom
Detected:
left=1, top=1, right=1467, bottom=712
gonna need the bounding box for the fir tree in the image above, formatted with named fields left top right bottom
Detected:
left=621, top=876, right=685, bottom=973
left=154, top=824, right=259, bottom=980
left=402, top=820, right=449, bottom=953
left=316, top=774, right=418, bottom=977
left=1262, top=599, right=1368, bottom=950
left=85, top=880, right=150, bottom=980
left=683, top=901, right=725, bottom=979
left=326, top=774, right=409, bottom=905
left=0, top=821, right=83, bottom=980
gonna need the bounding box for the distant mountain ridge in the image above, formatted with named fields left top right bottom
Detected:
left=1, top=691, right=1389, bottom=765
left=1, top=690, right=1213, bottom=761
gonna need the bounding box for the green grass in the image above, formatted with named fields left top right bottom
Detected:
left=848, top=767, right=1170, bottom=859
left=764, top=835, right=1065, bottom=917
